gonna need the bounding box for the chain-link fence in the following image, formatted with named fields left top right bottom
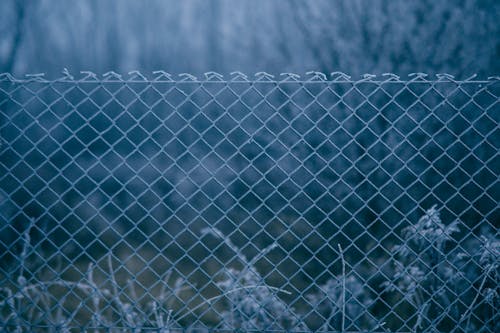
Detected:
left=0, top=71, right=498, bottom=332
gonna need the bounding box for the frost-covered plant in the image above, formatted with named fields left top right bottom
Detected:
left=384, top=205, right=461, bottom=332
left=89, top=256, right=177, bottom=333
left=0, top=220, right=181, bottom=332
left=0, top=219, right=82, bottom=332
left=201, top=228, right=304, bottom=331
left=457, top=235, right=499, bottom=332
left=307, top=274, right=375, bottom=331
left=216, top=267, right=301, bottom=331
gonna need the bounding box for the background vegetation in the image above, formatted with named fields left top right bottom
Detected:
left=0, top=0, right=498, bottom=77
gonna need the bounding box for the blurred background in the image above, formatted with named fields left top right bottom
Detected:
left=0, top=0, right=499, bottom=77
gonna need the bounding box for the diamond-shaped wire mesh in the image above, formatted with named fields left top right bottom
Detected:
left=0, top=72, right=498, bottom=332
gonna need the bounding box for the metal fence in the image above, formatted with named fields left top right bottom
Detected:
left=0, top=71, right=498, bottom=332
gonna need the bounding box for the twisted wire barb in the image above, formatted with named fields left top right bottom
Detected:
left=178, top=73, right=198, bottom=81
left=229, top=71, right=249, bottom=82
left=330, top=72, right=352, bottom=81
left=24, top=73, right=45, bottom=82
left=128, top=70, right=148, bottom=81
left=255, top=72, right=275, bottom=81
left=79, top=71, right=98, bottom=81
left=204, top=71, right=224, bottom=81
left=102, top=71, right=123, bottom=81
left=382, top=73, right=401, bottom=81
left=280, top=73, right=302, bottom=81
left=306, top=71, right=328, bottom=81
left=61, top=68, right=74, bottom=81
left=408, top=72, right=429, bottom=81
left=152, top=71, right=174, bottom=82
left=436, top=73, right=456, bottom=82
left=361, top=74, right=377, bottom=81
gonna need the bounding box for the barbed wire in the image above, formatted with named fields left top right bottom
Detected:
left=0, top=70, right=496, bottom=83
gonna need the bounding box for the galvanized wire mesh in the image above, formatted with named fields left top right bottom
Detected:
left=0, top=71, right=498, bottom=332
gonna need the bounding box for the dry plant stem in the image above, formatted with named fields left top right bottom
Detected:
left=412, top=290, right=427, bottom=331
left=459, top=264, right=495, bottom=330
left=159, top=271, right=172, bottom=303
left=87, top=263, right=102, bottom=333
left=16, top=280, right=98, bottom=296
left=153, top=301, right=170, bottom=333
left=338, top=243, right=345, bottom=333
left=19, top=231, right=28, bottom=281
left=175, top=285, right=291, bottom=323
left=127, top=278, right=137, bottom=300
left=108, top=256, right=127, bottom=328
left=14, top=221, right=33, bottom=331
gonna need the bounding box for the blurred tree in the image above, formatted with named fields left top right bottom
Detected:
left=287, top=0, right=499, bottom=77
left=0, top=0, right=34, bottom=73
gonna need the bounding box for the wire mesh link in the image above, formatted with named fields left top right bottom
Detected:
left=0, top=72, right=498, bottom=332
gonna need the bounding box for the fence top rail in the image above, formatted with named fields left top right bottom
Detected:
left=1, top=71, right=498, bottom=84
